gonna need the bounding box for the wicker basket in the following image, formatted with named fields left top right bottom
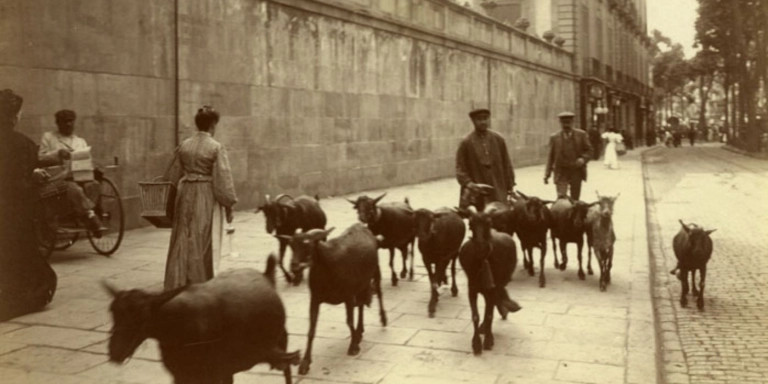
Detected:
left=138, top=178, right=175, bottom=228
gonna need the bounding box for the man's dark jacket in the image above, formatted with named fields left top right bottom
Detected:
left=545, top=129, right=592, bottom=182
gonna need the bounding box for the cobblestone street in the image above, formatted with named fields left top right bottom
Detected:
left=0, top=150, right=656, bottom=384
left=644, top=144, right=768, bottom=384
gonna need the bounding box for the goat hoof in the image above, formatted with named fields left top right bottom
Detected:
left=400, top=270, right=408, bottom=279
left=559, top=262, right=567, bottom=271
left=600, top=285, right=606, bottom=292
left=578, top=270, right=585, bottom=280
left=539, top=280, right=546, bottom=288
left=380, top=311, right=388, bottom=326
left=528, top=268, right=535, bottom=277
left=692, top=289, right=699, bottom=297
left=409, top=271, right=414, bottom=280
left=391, top=276, right=398, bottom=286
left=472, top=336, right=483, bottom=355
left=697, top=298, right=704, bottom=310
left=451, top=287, right=458, bottom=297
left=500, top=313, right=508, bottom=321
left=588, top=268, right=594, bottom=275
left=298, top=359, right=311, bottom=375
left=680, top=298, right=688, bottom=308
left=347, top=344, right=361, bottom=356
left=483, top=336, right=494, bottom=350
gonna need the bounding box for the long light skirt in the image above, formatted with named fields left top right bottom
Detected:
left=164, top=181, right=224, bottom=290
left=603, top=143, right=619, bottom=169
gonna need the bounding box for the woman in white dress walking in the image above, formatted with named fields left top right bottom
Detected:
left=602, top=127, right=623, bottom=170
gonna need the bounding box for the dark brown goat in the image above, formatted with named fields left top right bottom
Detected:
left=348, top=193, right=416, bottom=286
left=512, top=191, right=553, bottom=287
left=461, top=183, right=517, bottom=237
left=256, top=194, right=327, bottom=285
left=457, top=207, right=521, bottom=355
left=550, top=197, right=597, bottom=279
left=279, top=224, right=387, bottom=375
left=586, top=192, right=619, bottom=291
left=671, top=220, right=715, bottom=310
left=414, top=208, right=465, bottom=317
left=104, top=256, right=299, bottom=384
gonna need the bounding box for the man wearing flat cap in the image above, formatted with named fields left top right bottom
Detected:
left=544, top=111, right=592, bottom=200
left=38, top=109, right=102, bottom=235
left=456, top=108, right=516, bottom=207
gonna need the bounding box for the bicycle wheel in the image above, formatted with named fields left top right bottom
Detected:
left=88, top=177, right=125, bottom=256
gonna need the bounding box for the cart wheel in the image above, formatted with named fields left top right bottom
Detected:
left=88, top=177, right=125, bottom=256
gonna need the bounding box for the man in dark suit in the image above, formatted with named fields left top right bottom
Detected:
left=544, top=111, right=592, bottom=200
left=456, top=108, right=516, bottom=207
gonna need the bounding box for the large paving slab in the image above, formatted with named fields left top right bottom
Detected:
left=1, top=149, right=657, bottom=383
left=643, top=144, right=768, bottom=384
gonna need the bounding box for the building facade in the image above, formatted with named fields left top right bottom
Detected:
left=477, top=0, right=655, bottom=143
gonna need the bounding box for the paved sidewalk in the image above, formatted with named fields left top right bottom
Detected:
left=0, top=150, right=657, bottom=384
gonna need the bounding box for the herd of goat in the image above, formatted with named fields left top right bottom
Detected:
left=102, top=184, right=715, bottom=384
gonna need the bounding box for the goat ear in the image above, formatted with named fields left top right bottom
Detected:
left=612, top=192, right=621, bottom=201
left=705, top=229, right=717, bottom=235
left=265, top=194, right=271, bottom=203
left=595, top=190, right=602, bottom=199
left=254, top=206, right=263, bottom=214
left=373, top=192, right=387, bottom=204
left=101, top=280, right=120, bottom=298
left=274, top=234, right=293, bottom=241
left=314, top=194, right=320, bottom=201
left=452, top=206, right=470, bottom=219
left=322, top=227, right=335, bottom=240
left=679, top=219, right=690, bottom=232
left=516, top=190, right=529, bottom=199
left=151, top=285, right=186, bottom=311
left=346, top=198, right=357, bottom=206
left=588, top=201, right=600, bottom=207
left=541, top=200, right=554, bottom=205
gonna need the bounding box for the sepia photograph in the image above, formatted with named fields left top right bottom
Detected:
left=0, top=0, right=766, bottom=383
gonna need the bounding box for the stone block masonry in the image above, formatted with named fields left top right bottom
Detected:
left=1, top=0, right=575, bottom=228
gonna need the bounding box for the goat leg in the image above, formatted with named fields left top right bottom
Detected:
left=278, top=241, right=294, bottom=284
left=389, top=248, right=398, bottom=286
left=482, top=293, right=495, bottom=350
left=680, top=269, right=689, bottom=307
left=299, top=298, right=320, bottom=375
left=374, top=266, right=387, bottom=326
left=409, top=241, right=415, bottom=280
left=539, top=244, right=547, bottom=288
left=399, top=245, right=409, bottom=279
left=468, top=287, right=482, bottom=355
left=586, top=233, right=594, bottom=275
left=551, top=235, right=560, bottom=270
left=451, top=255, right=459, bottom=297
left=345, top=301, right=360, bottom=356
left=696, top=267, right=706, bottom=310
left=559, top=239, right=568, bottom=271
left=423, top=254, right=438, bottom=317
left=690, top=269, right=699, bottom=297
left=577, top=240, right=585, bottom=280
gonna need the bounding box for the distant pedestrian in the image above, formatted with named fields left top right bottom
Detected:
left=163, top=106, right=238, bottom=290
left=689, top=127, right=696, bottom=146
left=588, top=126, right=602, bottom=160
left=456, top=108, right=516, bottom=207
left=602, top=127, right=623, bottom=170
left=544, top=111, right=592, bottom=200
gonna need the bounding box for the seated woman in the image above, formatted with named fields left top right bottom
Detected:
left=0, top=89, right=58, bottom=321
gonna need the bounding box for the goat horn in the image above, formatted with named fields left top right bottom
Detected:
left=275, top=194, right=294, bottom=202
left=346, top=198, right=357, bottom=205
left=101, top=279, right=120, bottom=298
left=373, top=192, right=387, bottom=203
left=265, top=194, right=271, bottom=203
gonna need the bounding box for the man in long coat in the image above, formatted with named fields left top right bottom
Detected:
left=456, top=108, right=516, bottom=207
left=544, top=111, right=592, bottom=200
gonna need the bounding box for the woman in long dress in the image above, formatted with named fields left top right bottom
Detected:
left=164, top=106, right=237, bottom=290
left=602, top=127, right=623, bottom=170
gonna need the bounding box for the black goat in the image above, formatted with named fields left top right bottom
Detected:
left=104, top=256, right=299, bottom=384
left=459, top=183, right=497, bottom=212
left=256, top=194, right=327, bottom=285
left=348, top=193, right=416, bottom=286
left=457, top=207, right=521, bottom=355
left=671, top=220, right=715, bottom=310
left=550, top=197, right=597, bottom=278
left=585, top=192, right=619, bottom=291
left=461, top=183, right=517, bottom=237
left=278, top=224, right=387, bottom=375
left=512, top=191, right=553, bottom=287
left=414, top=208, right=465, bottom=317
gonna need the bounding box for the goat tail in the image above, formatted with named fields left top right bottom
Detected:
left=264, top=253, right=278, bottom=287
left=496, top=288, right=522, bottom=318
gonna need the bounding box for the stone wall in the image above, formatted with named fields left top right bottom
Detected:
left=1, top=0, right=575, bottom=229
